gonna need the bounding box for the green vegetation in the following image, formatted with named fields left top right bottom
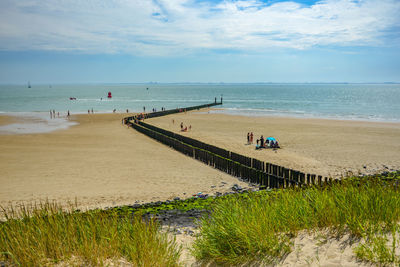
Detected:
left=192, top=172, right=400, bottom=265
left=114, top=196, right=216, bottom=215
left=0, top=202, right=181, bottom=267
left=2, top=172, right=400, bottom=266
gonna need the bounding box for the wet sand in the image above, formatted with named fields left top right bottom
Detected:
left=0, top=113, right=250, bottom=210
left=1, top=110, right=399, bottom=210
left=1, top=110, right=399, bottom=266
left=0, top=115, right=16, bottom=126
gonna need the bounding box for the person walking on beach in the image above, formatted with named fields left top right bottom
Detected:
left=180, top=122, right=183, bottom=131
left=50, top=110, right=52, bottom=119
left=247, top=133, right=250, bottom=144
left=91, top=108, right=93, bottom=114
left=260, top=135, right=264, bottom=148
left=250, top=132, right=254, bottom=144
left=67, top=110, right=70, bottom=119
left=53, top=110, right=55, bottom=118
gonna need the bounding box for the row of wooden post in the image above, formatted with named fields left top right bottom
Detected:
left=136, top=121, right=333, bottom=187
left=127, top=109, right=334, bottom=189
left=124, top=102, right=222, bottom=123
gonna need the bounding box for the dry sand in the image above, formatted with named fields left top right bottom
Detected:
left=174, top=229, right=369, bottom=267
left=0, top=113, right=250, bottom=210
left=149, top=111, right=400, bottom=178
left=1, top=110, right=399, bottom=266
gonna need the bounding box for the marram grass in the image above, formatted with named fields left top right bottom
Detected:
left=192, top=173, right=400, bottom=265
left=0, top=202, right=181, bottom=267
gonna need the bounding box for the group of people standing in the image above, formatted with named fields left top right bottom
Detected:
left=49, top=110, right=58, bottom=119
left=247, top=132, right=280, bottom=149
left=50, top=109, right=70, bottom=119
left=247, top=132, right=254, bottom=144
left=143, top=106, right=166, bottom=113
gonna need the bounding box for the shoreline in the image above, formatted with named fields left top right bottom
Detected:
left=0, top=112, right=251, bottom=211
left=1, top=110, right=399, bottom=210
left=208, top=108, right=400, bottom=124
left=1, top=108, right=400, bottom=136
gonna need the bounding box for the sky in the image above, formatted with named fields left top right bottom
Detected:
left=0, top=0, right=399, bottom=83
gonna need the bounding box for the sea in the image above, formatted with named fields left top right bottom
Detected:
left=0, top=83, right=399, bottom=134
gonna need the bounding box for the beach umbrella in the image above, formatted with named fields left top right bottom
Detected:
left=267, top=137, right=276, bottom=141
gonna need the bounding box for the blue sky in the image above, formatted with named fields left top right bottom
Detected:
left=0, top=0, right=399, bottom=83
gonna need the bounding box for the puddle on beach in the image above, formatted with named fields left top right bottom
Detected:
left=0, top=112, right=78, bottom=135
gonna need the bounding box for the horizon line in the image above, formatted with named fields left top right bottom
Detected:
left=1, top=82, right=399, bottom=86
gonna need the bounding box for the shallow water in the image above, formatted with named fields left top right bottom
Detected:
left=0, top=83, right=399, bottom=133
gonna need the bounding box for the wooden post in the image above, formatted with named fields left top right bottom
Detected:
left=292, top=171, right=297, bottom=186
left=311, top=174, right=316, bottom=185
left=300, top=173, right=305, bottom=186
left=278, top=166, right=283, bottom=179
left=279, top=177, right=284, bottom=188
left=284, top=168, right=290, bottom=187
left=281, top=167, right=287, bottom=188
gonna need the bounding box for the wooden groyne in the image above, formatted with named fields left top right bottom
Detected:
left=124, top=101, right=334, bottom=189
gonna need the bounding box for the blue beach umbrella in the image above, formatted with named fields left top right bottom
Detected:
left=267, top=137, right=276, bottom=141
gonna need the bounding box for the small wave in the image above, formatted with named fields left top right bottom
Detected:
left=210, top=108, right=400, bottom=123
left=222, top=107, right=306, bottom=114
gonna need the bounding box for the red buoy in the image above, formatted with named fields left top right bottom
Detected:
left=107, top=92, right=112, bottom=98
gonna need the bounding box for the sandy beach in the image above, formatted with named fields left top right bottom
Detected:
left=0, top=115, right=17, bottom=126
left=149, top=111, right=400, bottom=178
left=1, top=110, right=400, bottom=266
left=1, top=111, right=400, bottom=210
left=0, top=112, right=251, bottom=210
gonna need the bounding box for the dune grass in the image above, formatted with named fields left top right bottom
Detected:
left=192, top=172, right=400, bottom=265
left=2, top=173, right=400, bottom=266
left=0, top=202, right=181, bottom=267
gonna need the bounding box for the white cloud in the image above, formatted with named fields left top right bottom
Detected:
left=0, top=0, right=399, bottom=55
